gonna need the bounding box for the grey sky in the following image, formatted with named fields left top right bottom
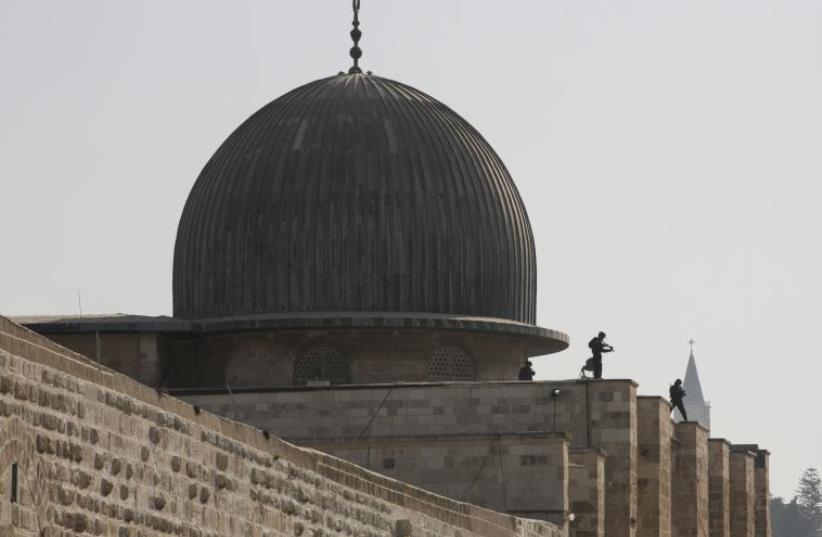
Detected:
left=1, top=1, right=819, bottom=499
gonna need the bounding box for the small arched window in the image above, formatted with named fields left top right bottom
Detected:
left=293, top=347, right=351, bottom=386
left=427, top=345, right=476, bottom=380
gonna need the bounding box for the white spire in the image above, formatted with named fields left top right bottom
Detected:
left=675, top=339, right=711, bottom=428
left=683, top=341, right=706, bottom=404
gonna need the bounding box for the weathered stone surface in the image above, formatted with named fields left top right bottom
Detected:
left=183, top=378, right=638, bottom=537
left=731, top=447, right=771, bottom=537
left=2, top=317, right=773, bottom=537
left=568, top=448, right=605, bottom=537
left=672, top=422, right=709, bottom=537
left=730, top=448, right=756, bottom=537
left=0, top=315, right=560, bottom=537
left=637, top=397, right=674, bottom=537
left=709, top=439, right=731, bottom=537
left=311, top=432, right=569, bottom=525
left=45, top=328, right=560, bottom=388
left=752, top=450, right=772, bottom=537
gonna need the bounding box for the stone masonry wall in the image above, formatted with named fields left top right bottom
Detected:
left=752, top=451, right=771, bottom=537
left=637, top=397, right=674, bottom=537
left=47, top=333, right=161, bottom=389
left=307, top=433, right=568, bottom=525
left=729, top=450, right=755, bottom=537
left=161, top=329, right=529, bottom=387
left=708, top=440, right=730, bottom=537
left=734, top=449, right=770, bottom=537
left=568, top=449, right=604, bottom=537
left=671, top=423, right=709, bottom=537
left=0, top=315, right=562, bottom=537
left=181, top=379, right=638, bottom=537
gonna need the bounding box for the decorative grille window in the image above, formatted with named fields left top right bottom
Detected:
left=293, top=347, right=351, bottom=386
left=427, top=345, right=476, bottom=380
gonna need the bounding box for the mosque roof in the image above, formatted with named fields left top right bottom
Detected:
left=173, top=73, right=542, bottom=327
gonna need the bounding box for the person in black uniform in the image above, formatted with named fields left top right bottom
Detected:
left=669, top=378, right=688, bottom=421
left=518, top=359, right=535, bottom=381
left=584, top=331, right=613, bottom=379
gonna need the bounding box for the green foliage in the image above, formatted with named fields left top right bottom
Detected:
left=771, top=496, right=816, bottom=537
left=772, top=468, right=822, bottom=537
left=796, top=467, right=822, bottom=517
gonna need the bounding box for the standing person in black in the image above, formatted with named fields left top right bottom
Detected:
left=586, top=331, right=614, bottom=379
left=669, top=379, right=688, bottom=421
left=518, top=360, right=535, bottom=381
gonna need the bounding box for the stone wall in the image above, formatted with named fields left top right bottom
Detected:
left=306, top=433, right=568, bottom=524
left=179, top=379, right=638, bottom=537
left=752, top=451, right=770, bottom=537
left=671, top=422, right=709, bottom=537
left=39, top=332, right=161, bottom=389
left=729, top=447, right=770, bottom=537
left=11, top=314, right=774, bottom=537
left=166, top=329, right=530, bottom=387
left=0, top=315, right=562, bottom=537
left=729, top=450, right=755, bottom=537
left=637, top=397, right=674, bottom=537
left=42, top=329, right=530, bottom=388
left=568, top=449, right=605, bottom=537
left=708, top=440, right=730, bottom=537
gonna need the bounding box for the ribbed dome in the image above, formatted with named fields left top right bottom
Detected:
left=173, top=73, right=536, bottom=323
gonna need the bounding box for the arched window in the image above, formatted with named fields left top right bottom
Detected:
left=427, top=345, right=476, bottom=380
left=293, top=346, right=351, bottom=386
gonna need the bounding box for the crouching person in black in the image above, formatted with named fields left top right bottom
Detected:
left=518, top=359, right=535, bottom=381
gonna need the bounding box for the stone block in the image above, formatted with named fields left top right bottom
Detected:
left=672, top=422, right=709, bottom=537
left=569, top=448, right=605, bottom=537
left=637, top=397, right=674, bottom=537
left=743, top=447, right=771, bottom=537
left=729, top=448, right=755, bottom=537
left=708, top=439, right=731, bottom=537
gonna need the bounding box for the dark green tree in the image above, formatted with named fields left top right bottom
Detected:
left=796, top=467, right=822, bottom=517
left=771, top=497, right=787, bottom=536
left=771, top=496, right=816, bottom=537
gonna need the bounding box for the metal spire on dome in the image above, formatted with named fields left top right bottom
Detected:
left=348, top=0, right=363, bottom=74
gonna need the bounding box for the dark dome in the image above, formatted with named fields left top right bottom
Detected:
left=173, top=73, right=536, bottom=323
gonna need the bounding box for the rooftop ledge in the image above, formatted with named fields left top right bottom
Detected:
left=169, top=378, right=638, bottom=397
left=13, top=311, right=569, bottom=357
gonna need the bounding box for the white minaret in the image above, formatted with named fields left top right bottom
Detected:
left=673, top=339, right=711, bottom=428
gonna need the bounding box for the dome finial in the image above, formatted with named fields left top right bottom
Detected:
left=348, top=0, right=363, bottom=74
